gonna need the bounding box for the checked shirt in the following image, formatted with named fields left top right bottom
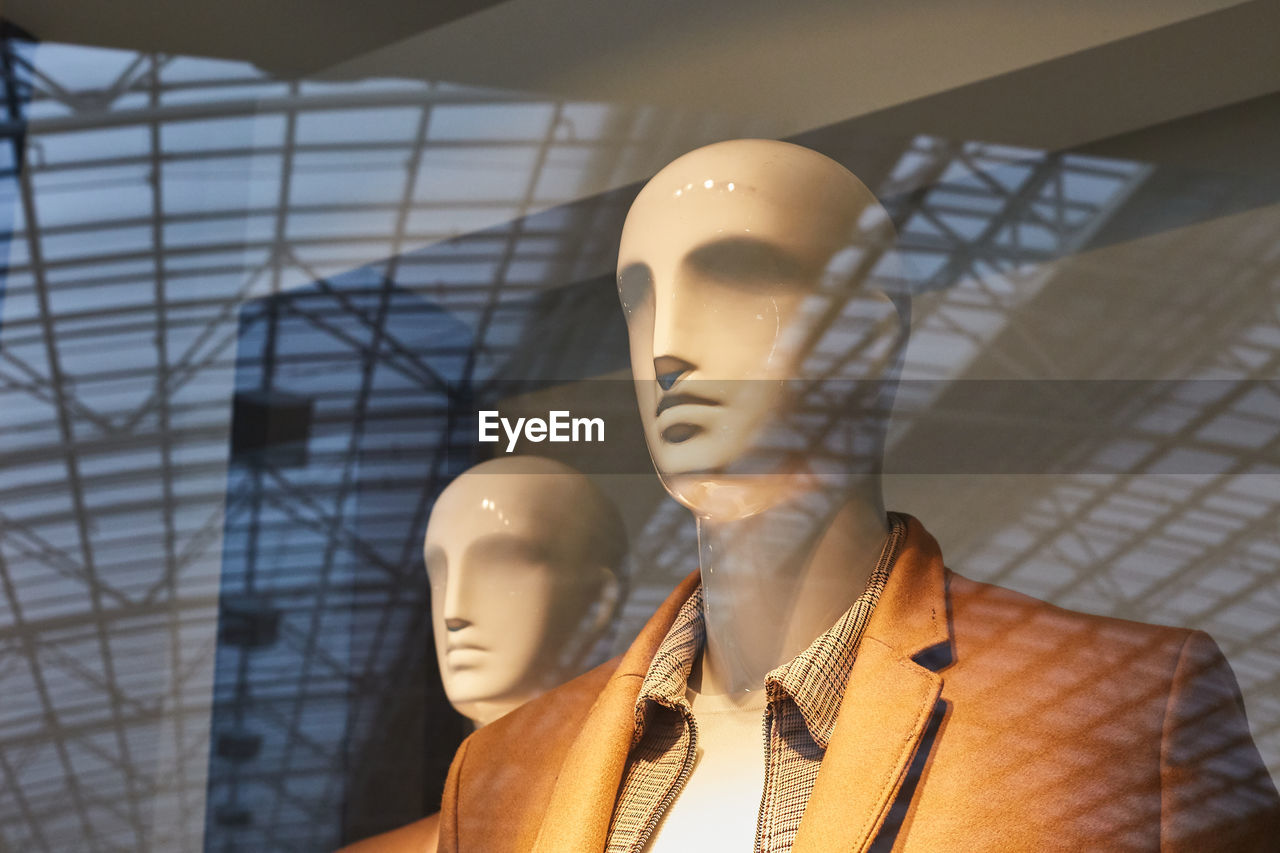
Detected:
left=605, top=513, right=907, bottom=853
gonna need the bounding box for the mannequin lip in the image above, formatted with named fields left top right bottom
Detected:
left=445, top=647, right=487, bottom=672
left=661, top=423, right=705, bottom=444
left=446, top=638, right=487, bottom=654
left=655, top=391, right=721, bottom=417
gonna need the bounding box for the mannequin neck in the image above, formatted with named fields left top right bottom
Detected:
left=692, top=479, right=889, bottom=702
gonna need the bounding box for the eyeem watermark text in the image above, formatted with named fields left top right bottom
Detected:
left=479, top=410, right=605, bottom=452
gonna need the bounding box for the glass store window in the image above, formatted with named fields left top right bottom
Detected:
left=0, top=3, right=1277, bottom=851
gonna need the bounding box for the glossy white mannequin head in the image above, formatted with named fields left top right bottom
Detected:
left=424, top=456, right=625, bottom=726
left=617, top=139, right=907, bottom=519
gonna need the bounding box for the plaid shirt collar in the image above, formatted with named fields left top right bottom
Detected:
left=630, top=513, right=906, bottom=750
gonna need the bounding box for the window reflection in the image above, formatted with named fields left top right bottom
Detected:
left=0, top=23, right=1276, bottom=853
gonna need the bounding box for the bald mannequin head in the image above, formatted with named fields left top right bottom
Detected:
left=617, top=139, right=906, bottom=519
left=424, top=457, right=626, bottom=726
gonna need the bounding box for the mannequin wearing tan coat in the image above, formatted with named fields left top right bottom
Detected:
left=341, top=457, right=624, bottom=853
left=354, top=140, right=1279, bottom=851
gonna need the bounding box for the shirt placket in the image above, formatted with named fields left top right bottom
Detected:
left=753, top=700, right=782, bottom=853
left=626, top=700, right=699, bottom=853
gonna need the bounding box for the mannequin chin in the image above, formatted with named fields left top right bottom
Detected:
left=663, top=469, right=810, bottom=521
left=424, top=456, right=625, bottom=727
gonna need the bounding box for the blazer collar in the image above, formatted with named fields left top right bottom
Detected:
left=862, top=513, right=951, bottom=662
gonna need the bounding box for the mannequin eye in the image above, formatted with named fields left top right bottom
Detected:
left=467, top=533, right=551, bottom=570
left=685, top=237, right=810, bottom=290
left=617, top=263, right=653, bottom=315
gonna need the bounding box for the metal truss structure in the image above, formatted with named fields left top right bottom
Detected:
left=0, top=26, right=1276, bottom=853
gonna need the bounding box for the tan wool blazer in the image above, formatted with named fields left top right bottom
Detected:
left=428, top=515, right=1279, bottom=852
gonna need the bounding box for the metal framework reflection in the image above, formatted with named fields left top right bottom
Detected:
left=0, top=24, right=1277, bottom=853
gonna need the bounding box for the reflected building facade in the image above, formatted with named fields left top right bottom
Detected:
left=205, top=269, right=475, bottom=850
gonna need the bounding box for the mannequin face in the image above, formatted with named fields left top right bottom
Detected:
left=617, top=140, right=898, bottom=518
left=424, top=458, right=619, bottom=726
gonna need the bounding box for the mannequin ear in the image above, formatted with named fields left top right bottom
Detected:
left=586, top=566, right=622, bottom=637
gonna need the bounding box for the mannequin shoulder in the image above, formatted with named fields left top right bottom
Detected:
left=440, top=655, right=627, bottom=851
left=461, top=653, right=623, bottom=765
left=944, top=568, right=1193, bottom=671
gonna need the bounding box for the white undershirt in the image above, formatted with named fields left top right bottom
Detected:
left=641, top=688, right=768, bottom=853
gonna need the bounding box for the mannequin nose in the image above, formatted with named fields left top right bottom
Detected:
left=441, top=573, right=471, bottom=627
left=654, top=355, right=694, bottom=391
left=650, top=281, right=699, bottom=383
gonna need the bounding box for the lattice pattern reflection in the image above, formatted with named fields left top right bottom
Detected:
left=0, top=25, right=1277, bottom=853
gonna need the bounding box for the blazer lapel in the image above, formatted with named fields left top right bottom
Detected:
left=792, top=639, right=942, bottom=853
left=793, top=514, right=951, bottom=853
left=531, top=569, right=702, bottom=853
